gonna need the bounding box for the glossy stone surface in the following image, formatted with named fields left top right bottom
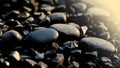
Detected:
left=25, top=28, right=59, bottom=45
left=48, top=12, right=67, bottom=23
left=2, top=30, right=22, bottom=43
left=0, top=0, right=119, bottom=68
left=80, top=37, right=115, bottom=53
left=50, top=24, right=80, bottom=38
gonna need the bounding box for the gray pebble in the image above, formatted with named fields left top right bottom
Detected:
left=80, top=37, right=115, bottom=53
left=2, top=30, right=22, bottom=43
left=25, top=28, right=59, bottom=47
left=50, top=24, right=80, bottom=38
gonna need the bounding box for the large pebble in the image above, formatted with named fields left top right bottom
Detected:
left=86, top=7, right=110, bottom=17
left=25, top=28, right=59, bottom=47
left=68, top=13, right=92, bottom=26
left=80, top=37, right=115, bottom=53
left=86, top=7, right=110, bottom=22
left=50, top=24, right=80, bottom=38
left=2, top=30, right=22, bottom=43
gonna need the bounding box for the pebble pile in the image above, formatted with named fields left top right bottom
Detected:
left=0, top=0, right=120, bottom=68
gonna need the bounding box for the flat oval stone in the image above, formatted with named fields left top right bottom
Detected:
left=50, top=24, right=80, bottom=38
left=25, top=28, right=59, bottom=46
left=86, top=7, right=110, bottom=17
left=2, top=30, right=22, bottom=43
left=80, top=37, right=115, bottom=53
left=68, top=13, right=92, bottom=26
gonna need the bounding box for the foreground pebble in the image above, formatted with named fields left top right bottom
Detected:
left=25, top=28, right=59, bottom=47
left=80, top=37, right=115, bottom=53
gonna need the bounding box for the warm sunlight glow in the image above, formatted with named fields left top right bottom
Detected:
left=82, top=0, right=120, bottom=39
left=83, top=0, right=120, bottom=20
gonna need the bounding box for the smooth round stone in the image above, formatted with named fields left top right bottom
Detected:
left=2, top=30, right=22, bottom=43
left=25, top=28, right=59, bottom=45
left=48, top=12, right=67, bottom=23
left=80, top=37, right=115, bottom=53
left=50, top=24, right=80, bottom=38
left=68, top=13, right=92, bottom=26
left=86, top=7, right=110, bottom=17
left=72, top=3, right=87, bottom=12
left=68, top=23, right=81, bottom=29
